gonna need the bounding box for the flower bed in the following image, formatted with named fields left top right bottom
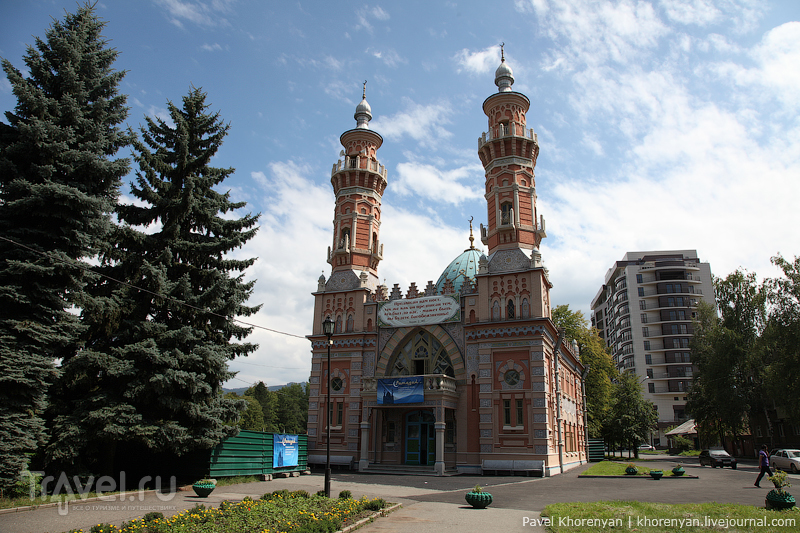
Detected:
left=63, top=491, right=390, bottom=533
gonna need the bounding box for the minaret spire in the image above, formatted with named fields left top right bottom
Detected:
left=467, top=216, right=476, bottom=251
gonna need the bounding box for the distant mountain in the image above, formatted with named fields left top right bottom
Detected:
left=223, top=382, right=303, bottom=396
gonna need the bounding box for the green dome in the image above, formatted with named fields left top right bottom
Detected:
left=435, top=247, right=485, bottom=294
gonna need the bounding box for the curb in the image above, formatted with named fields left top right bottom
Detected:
left=578, top=475, right=699, bottom=479
left=340, top=503, right=402, bottom=533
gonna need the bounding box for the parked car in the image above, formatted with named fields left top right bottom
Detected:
left=638, top=444, right=655, bottom=451
left=769, top=449, right=800, bottom=473
left=699, top=448, right=737, bottom=469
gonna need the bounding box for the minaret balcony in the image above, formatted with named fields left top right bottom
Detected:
left=478, top=124, right=537, bottom=149
left=331, top=155, right=387, bottom=179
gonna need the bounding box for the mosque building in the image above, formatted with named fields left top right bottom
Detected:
left=306, top=51, right=587, bottom=476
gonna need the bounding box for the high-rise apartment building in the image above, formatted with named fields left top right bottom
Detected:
left=590, top=250, right=715, bottom=446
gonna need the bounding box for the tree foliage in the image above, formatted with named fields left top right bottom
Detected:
left=686, top=300, right=753, bottom=446
left=552, top=305, right=617, bottom=438
left=607, top=371, right=658, bottom=455
left=763, top=255, right=800, bottom=423
left=0, top=4, right=130, bottom=490
left=46, top=88, right=261, bottom=475
left=688, top=259, right=800, bottom=448
left=245, top=382, right=279, bottom=432
left=226, top=393, right=265, bottom=432
left=274, top=383, right=310, bottom=435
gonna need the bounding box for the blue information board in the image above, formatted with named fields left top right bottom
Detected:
left=377, top=376, right=424, bottom=405
left=273, top=434, right=299, bottom=468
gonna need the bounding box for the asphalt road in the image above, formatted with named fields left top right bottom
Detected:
left=1, top=454, right=797, bottom=533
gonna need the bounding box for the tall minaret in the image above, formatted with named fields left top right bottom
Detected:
left=478, top=46, right=545, bottom=257
left=327, top=82, right=387, bottom=287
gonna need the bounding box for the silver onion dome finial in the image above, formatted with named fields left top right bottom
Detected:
left=355, top=80, right=372, bottom=129
left=495, top=42, right=514, bottom=93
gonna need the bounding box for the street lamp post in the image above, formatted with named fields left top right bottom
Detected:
left=322, top=316, right=335, bottom=498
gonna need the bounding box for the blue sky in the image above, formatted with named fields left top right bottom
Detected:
left=2, top=0, right=799, bottom=389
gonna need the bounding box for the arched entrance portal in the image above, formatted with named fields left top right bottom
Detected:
left=405, top=410, right=435, bottom=465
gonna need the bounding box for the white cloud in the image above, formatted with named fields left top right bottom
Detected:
left=392, top=161, right=484, bottom=205
left=660, top=0, right=721, bottom=26
left=454, top=45, right=501, bottom=74
left=154, top=0, right=235, bottom=28
left=228, top=162, right=335, bottom=386
left=354, top=5, right=390, bottom=34
left=526, top=0, right=668, bottom=70
left=370, top=99, right=454, bottom=144
left=750, top=22, right=800, bottom=109
left=201, top=43, right=222, bottom=52
left=378, top=205, right=480, bottom=293
left=582, top=134, right=604, bottom=156
left=368, top=48, right=406, bottom=68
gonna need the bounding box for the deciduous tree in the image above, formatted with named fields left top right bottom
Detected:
left=552, top=305, right=617, bottom=438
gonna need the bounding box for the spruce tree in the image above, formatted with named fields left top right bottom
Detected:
left=0, top=5, right=130, bottom=490
left=47, top=88, right=260, bottom=475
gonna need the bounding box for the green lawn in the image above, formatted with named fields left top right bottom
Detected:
left=581, top=461, right=688, bottom=476
left=543, top=501, right=798, bottom=533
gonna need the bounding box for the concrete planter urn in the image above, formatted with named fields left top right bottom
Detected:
left=192, top=480, right=216, bottom=498
left=766, top=490, right=796, bottom=510
left=671, top=465, right=685, bottom=476
left=766, top=470, right=796, bottom=510
left=625, top=464, right=638, bottom=475
left=649, top=470, right=663, bottom=480
left=465, top=485, right=493, bottom=509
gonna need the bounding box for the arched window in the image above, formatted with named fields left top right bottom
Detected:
left=346, top=314, right=354, bottom=332
left=387, top=329, right=454, bottom=377
left=335, top=315, right=342, bottom=333
left=500, top=203, right=513, bottom=225
left=469, top=309, right=476, bottom=323
left=521, top=298, right=530, bottom=318
left=367, top=318, right=373, bottom=331
left=339, top=227, right=350, bottom=249
left=507, top=299, right=515, bottom=319
left=492, top=301, right=501, bottom=321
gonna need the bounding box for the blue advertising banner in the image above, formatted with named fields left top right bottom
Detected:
left=273, top=434, right=299, bottom=468
left=377, top=376, right=424, bottom=405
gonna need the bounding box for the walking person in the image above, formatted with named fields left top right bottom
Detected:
left=754, top=444, right=772, bottom=488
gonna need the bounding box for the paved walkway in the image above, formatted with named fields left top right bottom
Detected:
left=1, top=455, right=797, bottom=533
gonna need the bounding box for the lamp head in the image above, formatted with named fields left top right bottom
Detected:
left=322, top=316, right=335, bottom=337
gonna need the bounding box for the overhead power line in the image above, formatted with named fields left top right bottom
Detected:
left=0, top=235, right=308, bottom=340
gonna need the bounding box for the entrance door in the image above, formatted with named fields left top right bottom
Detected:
left=405, top=411, right=436, bottom=465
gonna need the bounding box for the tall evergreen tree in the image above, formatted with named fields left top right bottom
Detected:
left=47, top=88, right=260, bottom=475
left=0, top=5, right=130, bottom=490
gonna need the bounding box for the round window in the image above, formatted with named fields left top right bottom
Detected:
left=504, top=369, right=520, bottom=386
left=331, top=377, right=344, bottom=391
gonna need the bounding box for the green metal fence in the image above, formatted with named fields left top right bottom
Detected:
left=588, top=438, right=605, bottom=462
left=207, top=430, right=308, bottom=478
